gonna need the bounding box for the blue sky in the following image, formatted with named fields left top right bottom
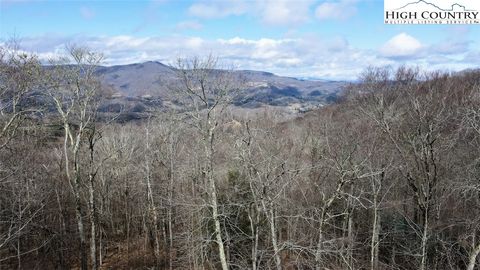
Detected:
left=1, top=0, right=479, bottom=79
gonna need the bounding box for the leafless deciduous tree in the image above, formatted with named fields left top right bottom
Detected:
left=47, top=46, right=103, bottom=270
left=172, top=55, right=243, bottom=270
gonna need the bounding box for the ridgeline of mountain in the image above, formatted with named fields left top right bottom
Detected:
left=95, top=61, right=346, bottom=114
left=96, top=61, right=174, bottom=97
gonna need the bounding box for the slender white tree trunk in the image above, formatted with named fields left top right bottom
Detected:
left=248, top=201, right=260, bottom=270
left=209, top=171, right=229, bottom=270
left=250, top=218, right=259, bottom=270
left=370, top=202, right=380, bottom=270
left=88, top=173, right=97, bottom=270
left=419, top=207, right=429, bottom=270
left=168, top=140, right=175, bottom=270
left=55, top=187, right=67, bottom=268
left=467, top=243, right=480, bottom=270
left=147, top=173, right=162, bottom=267
left=347, top=211, right=354, bottom=268
left=269, top=207, right=282, bottom=270
left=74, top=186, right=88, bottom=270
left=125, top=177, right=130, bottom=264
left=99, top=196, right=104, bottom=267
left=87, top=131, right=99, bottom=270
left=262, top=199, right=282, bottom=270
left=315, top=216, right=325, bottom=270
left=73, top=158, right=88, bottom=270
left=16, top=202, right=21, bottom=270
left=145, top=127, right=161, bottom=267
left=205, top=127, right=229, bottom=270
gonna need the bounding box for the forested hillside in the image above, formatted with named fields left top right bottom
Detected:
left=1, top=46, right=480, bottom=270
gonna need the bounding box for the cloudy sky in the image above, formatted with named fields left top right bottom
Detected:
left=1, top=0, right=479, bottom=79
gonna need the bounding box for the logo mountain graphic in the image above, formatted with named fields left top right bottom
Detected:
left=395, top=0, right=474, bottom=11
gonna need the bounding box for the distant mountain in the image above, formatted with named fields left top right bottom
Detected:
left=95, top=61, right=346, bottom=111
left=95, top=61, right=175, bottom=97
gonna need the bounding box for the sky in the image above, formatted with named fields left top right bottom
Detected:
left=0, top=0, right=479, bottom=80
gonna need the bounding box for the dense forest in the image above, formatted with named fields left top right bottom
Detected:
left=1, top=45, right=480, bottom=270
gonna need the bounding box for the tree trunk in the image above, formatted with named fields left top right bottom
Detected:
left=145, top=126, right=161, bottom=268
left=419, top=207, right=429, bottom=270
left=205, top=127, right=229, bottom=270
left=248, top=202, right=260, bottom=270
left=315, top=177, right=348, bottom=270
left=168, top=143, right=175, bottom=270
left=467, top=243, right=480, bottom=270
left=210, top=177, right=229, bottom=270
left=99, top=196, right=105, bottom=267
left=147, top=166, right=162, bottom=267
left=370, top=185, right=383, bottom=270
left=74, top=159, right=88, bottom=270
left=269, top=206, right=282, bottom=270
left=87, top=131, right=99, bottom=270
left=16, top=230, right=20, bottom=270
left=74, top=191, right=88, bottom=270
left=315, top=216, right=325, bottom=270
left=260, top=198, right=281, bottom=270
left=55, top=187, right=67, bottom=269
left=371, top=195, right=380, bottom=270
left=167, top=207, right=173, bottom=270
left=88, top=173, right=97, bottom=270
left=125, top=177, right=130, bottom=264
left=347, top=211, right=354, bottom=268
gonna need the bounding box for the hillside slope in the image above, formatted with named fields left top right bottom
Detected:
left=95, top=61, right=346, bottom=110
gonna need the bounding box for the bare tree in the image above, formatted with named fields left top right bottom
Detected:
left=142, top=119, right=163, bottom=268
left=172, top=55, right=242, bottom=270
left=236, top=119, right=286, bottom=270
left=0, top=43, right=41, bottom=149
left=47, top=46, right=103, bottom=270
left=0, top=42, right=46, bottom=269
left=463, top=101, right=480, bottom=270
left=311, top=118, right=360, bottom=270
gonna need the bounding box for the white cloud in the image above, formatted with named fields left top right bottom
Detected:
left=380, top=33, right=423, bottom=59
left=315, top=0, right=357, bottom=20
left=185, top=37, right=204, bottom=49
left=256, top=0, right=315, bottom=25
left=219, top=37, right=256, bottom=45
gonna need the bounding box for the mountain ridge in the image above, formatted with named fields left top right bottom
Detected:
left=95, top=61, right=346, bottom=107
left=90, top=61, right=347, bottom=120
